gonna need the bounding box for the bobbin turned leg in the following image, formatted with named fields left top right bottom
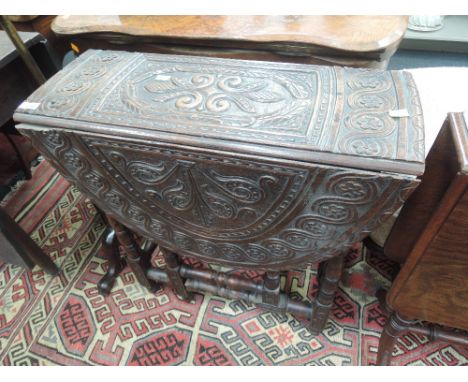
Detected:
left=262, top=271, right=281, bottom=306
left=97, top=226, right=124, bottom=295
left=94, top=207, right=124, bottom=295
left=106, top=215, right=160, bottom=293
left=160, top=247, right=193, bottom=301
left=376, top=312, right=415, bottom=365
left=309, top=254, right=345, bottom=335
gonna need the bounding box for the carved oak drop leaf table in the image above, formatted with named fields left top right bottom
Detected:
left=13, top=50, right=424, bottom=334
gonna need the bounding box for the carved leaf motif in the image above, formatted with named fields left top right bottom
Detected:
left=227, top=95, right=256, bottom=113
left=244, top=90, right=284, bottom=103
left=144, top=79, right=179, bottom=93
left=296, top=217, right=329, bottom=237
left=207, top=171, right=276, bottom=203
left=272, top=75, right=309, bottom=98
left=120, top=84, right=143, bottom=114
left=356, top=115, right=384, bottom=131
left=357, top=95, right=384, bottom=109
left=162, top=179, right=193, bottom=210
left=203, top=190, right=236, bottom=220
left=83, top=171, right=104, bottom=191
left=350, top=139, right=382, bottom=157
left=127, top=161, right=177, bottom=185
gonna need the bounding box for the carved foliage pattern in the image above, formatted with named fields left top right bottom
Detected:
left=118, top=61, right=316, bottom=132
left=23, top=129, right=417, bottom=269
left=20, top=51, right=424, bottom=165
left=103, top=149, right=291, bottom=232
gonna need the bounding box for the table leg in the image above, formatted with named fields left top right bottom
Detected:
left=0, top=207, right=59, bottom=275
left=160, top=247, right=193, bottom=301
left=262, top=271, right=281, bottom=306
left=97, top=226, right=124, bottom=295
left=106, top=215, right=160, bottom=293
left=309, top=254, right=344, bottom=335
left=376, top=312, right=414, bottom=365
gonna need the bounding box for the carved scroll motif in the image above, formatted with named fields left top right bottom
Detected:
left=37, top=51, right=127, bottom=117
left=18, top=51, right=424, bottom=166
left=106, top=150, right=281, bottom=227
left=339, top=69, right=397, bottom=158
left=88, top=141, right=308, bottom=238
left=119, top=62, right=316, bottom=134
left=22, top=129, right=418, bottom=269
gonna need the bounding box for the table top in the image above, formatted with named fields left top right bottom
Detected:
left=14, top=49, right=424, bottom=176
left=0, top=30, right=43, bottom=68
left=52, top=16, right=408, bottom=54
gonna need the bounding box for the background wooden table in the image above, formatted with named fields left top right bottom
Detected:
left=378, top=112, right=468, bottom=365
left=52, top=15, right=408, bottom=68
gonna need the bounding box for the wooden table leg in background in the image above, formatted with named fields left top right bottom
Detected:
left=376, top=309, right=468, bottom=365
left=0, top=207, right=59, bottom=275
left=376, top=312, right=415, bottom=365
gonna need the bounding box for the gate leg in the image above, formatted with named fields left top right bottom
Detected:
left=161, top=247, right=193, bottom=301
left=106, top=215, right=159, bottom=293
left=309, top=254, right=345, bottom=335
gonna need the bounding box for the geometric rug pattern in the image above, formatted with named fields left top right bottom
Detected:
left=1, top=159, right=467, bottom=366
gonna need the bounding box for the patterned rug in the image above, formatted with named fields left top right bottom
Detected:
left=0, top=159, right=467, bottom=366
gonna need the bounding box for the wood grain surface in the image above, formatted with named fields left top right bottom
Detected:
left=386, top=112, right=468, bottom=331
left=52, top=16, right=408, bottom=53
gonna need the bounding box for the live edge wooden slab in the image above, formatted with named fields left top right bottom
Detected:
left=14, top=49, right=424, bottom=333
left=51, top=16, right=408, bottom=68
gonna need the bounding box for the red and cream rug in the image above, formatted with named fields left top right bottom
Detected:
left=0, top=159, right=467, bottom=366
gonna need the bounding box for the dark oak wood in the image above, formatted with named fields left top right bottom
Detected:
left=263, top=271, right=281, bottom=306
left=13, top=49, right=424, bottom=332
left=51, top=16, right=408, bottom=68
left=96, top=226, right=124, bottom=295
left=106, top=214, right=160, bottom=293
left=310, top=255, right=345, bottom=335
left=377, top=112, right=468, bottom=365
left=0, top=207, right=59, bottom=275
left=160, top=247, right=193, bottom=301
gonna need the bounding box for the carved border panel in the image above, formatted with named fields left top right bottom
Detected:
left=16, top=50, right=424, bottom=167
left=84, top=138, right=310, bottom=240
left=22, top=129, right=418, bottom=270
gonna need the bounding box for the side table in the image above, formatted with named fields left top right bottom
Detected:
left=377, top=112, right=468, bottom=365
